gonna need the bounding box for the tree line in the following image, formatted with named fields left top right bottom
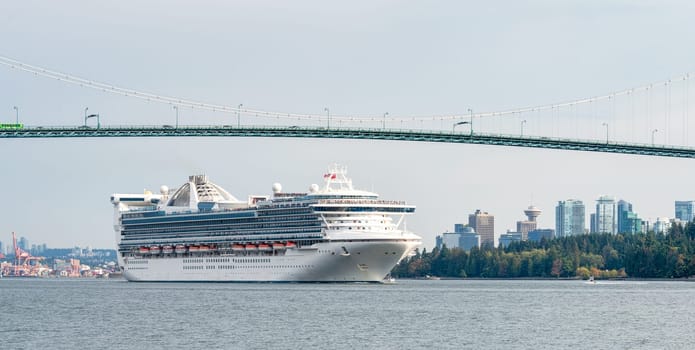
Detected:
left=392, top=221, right=695, bottom=279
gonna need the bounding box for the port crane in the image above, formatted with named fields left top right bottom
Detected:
left=11, top=232, right=45, bottom=276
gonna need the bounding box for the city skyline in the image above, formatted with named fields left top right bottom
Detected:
left=2, top=2, right=695, bottom=249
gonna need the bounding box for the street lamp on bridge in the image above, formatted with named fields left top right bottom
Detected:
left=173, top=106, right=179, bottom=128
left=602, top=122, right=609, bottom=144
left=467, top=108, right=474, bottom=136
left=521, top=120, right=527, bottom=137
left=652, top=129, right=658, bottom=146
left=237, top=104, right=243, bottom=127
left=84, top=107, right=88, bottom=125
left=13, top=106, right=18, bottom=125
left=383, top=112, right=388, bottom=130
left=324, top=107, right=330, bottom=129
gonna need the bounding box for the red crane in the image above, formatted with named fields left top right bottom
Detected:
left=11, top=232, right=44, bottom=276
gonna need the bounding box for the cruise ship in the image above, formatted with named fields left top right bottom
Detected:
left=111, top=165, right=421, bottom=282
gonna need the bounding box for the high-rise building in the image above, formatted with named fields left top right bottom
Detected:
left=675, top=201, right=695, bottom=222
left=528, top=229, right=555, bottom=242
left=499, top=232, right=522, bottom=248
left=18, top=237, right=29, bottom=251
left=516, top=205, right=541, bottom=240
left=653, top=217, right=672, bottom=234
left=555, top=200, right=585, bottom=237
left=590, top=213, right=597, bottom=234
left=469, top=209, right=495, bottom=247
left=595, top=195, right=617, bottom=234
left=435, top=226, right=480, bottom=251
left=617, top=200, right=641, bottom=234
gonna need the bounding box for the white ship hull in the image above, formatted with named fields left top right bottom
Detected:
left=113, top=166, right=422, bottom=283
left=123, top=239, right=419, bottom=282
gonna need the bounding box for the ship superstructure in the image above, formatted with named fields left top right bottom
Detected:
left=111, top=165, right=421, bottom=282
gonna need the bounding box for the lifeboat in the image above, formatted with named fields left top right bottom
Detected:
left=272, top=243, right=286, bottom=250
left=198, top=245, right=210, bottom=253
left=138, top=247, right=150, bottom=254
left=285, top=242, right=297, bottom=249
left=162, top=245, right=174, bottom=254
left=188, top=245, right=200, bottom=253
left=175, top=245, right=187, bottom=254
left=245, top=244, right=257, bottom=252
left=149, top=246, right=161, bottom=254
left=258, top=243, right=271, bottom=251
left=232, top=244, right=245, bottom=251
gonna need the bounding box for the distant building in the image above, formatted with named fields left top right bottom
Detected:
left=498, top=232, right=522, bottom=248
left=617, top=200, right=641, bottom=234
left=590, top=213, right=597, bottom=234
left=555, top=200, right=585, bottom=237
left=469, top=210, right=495, bottom=247
left=675, top=201, right=695, bottom=222
left=516, top=205, right=541, bottom=240
left=18, top=237, right=29, bottom=251
left=594, top=195, right=617, bottom=234
left=528, top=229, right=555, bottom=242
left=435, top=226, right=481, bottom=251
left=459, top=232, right=482, bottom=251
left=653, top=217, right=672, bottom=234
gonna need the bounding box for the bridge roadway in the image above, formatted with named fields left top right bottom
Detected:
left=2, top=125, right=695, bottom=159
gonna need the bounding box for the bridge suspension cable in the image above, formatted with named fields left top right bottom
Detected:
left=0, top=55, right=692, bottom=124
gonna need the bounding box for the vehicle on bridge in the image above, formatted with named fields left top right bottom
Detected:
left=0, top=123, right=23, bottom=129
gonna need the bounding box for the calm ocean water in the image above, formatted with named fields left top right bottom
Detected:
left=2, top=278, right=694, bottom=349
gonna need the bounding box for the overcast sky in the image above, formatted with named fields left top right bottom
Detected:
left=2, top=1, right=695, bottom=250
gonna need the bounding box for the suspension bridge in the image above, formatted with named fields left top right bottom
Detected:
left=1, top=55, right=695, bottom=159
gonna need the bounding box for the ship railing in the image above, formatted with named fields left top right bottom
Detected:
left=316, top=199, right=407, bottom=205
left=120, top=232, right=323, bottom=246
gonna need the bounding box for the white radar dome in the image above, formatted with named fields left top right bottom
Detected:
left=309, top=184, right=319, bottom=193
left=160, top=185, right=169, bottom=195
left=272, top=183, right=282, bottom=193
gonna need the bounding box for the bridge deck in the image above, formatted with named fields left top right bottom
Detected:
left=2, top=125, right=695, bottom=159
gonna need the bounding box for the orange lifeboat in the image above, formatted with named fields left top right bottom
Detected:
left=285, top=242, right=296, bottom=249
left=272, top=243, right=286, bottom=250
left=162, top=245, right=174, bottom=254
left=188, top=245, right=200, bottom=253
left=138, top=247, right=150, bottom=254
left=149, top=246, right=161, bottom=254
left=232, top=244, right=245, bottom=251
left=175, top=245, right=187, bottom=254
left=198, top=245, right=210, bottom=253
left=245, top=244, right=257, bottom=252
left=258, top=243, right=271, bottom=251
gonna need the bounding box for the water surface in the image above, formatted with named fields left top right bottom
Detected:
left=2, top=278, right=693, bottom=349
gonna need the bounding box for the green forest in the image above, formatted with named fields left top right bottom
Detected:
left=392, top=221, right=695, bottom=279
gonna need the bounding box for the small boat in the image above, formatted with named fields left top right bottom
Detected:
left=149, top=246, right=161, bottom=255
left=587, top=276, right=596, bottom=284
left=198, top=245, right=210, bottom=253
left=382, top=274, right=396, bottom=284
left=285, top=242, right=296, bottom=249
left=162, top=245, right=174, bottom=254
left=245, top=244, right=257, bottom=251
left=175, top=245, right=187, bottom=254
left=424, top=275, right=440, bottom=280
left=272, top=243, right=286, bottom=250
left=138, top=247, right=150, bottom=254
left=188, top=245, right=200, bottom=253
